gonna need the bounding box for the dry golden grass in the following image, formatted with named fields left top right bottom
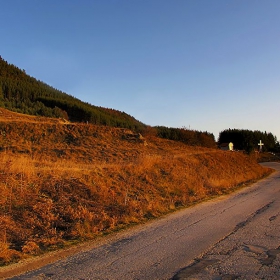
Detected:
left=0, top=109, right=273, bottom=265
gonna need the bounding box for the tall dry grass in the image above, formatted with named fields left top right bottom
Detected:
left=0, top=113, right=272, bottom=264
left=0, top=148, right=272, bottom=265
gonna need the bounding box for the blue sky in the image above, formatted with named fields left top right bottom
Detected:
left=1, top=0, right=279, bottom=141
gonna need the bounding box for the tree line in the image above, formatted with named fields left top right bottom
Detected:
left=218, top=128, right=279, bottom=153
left=0, top=55, right=228, bottom=148
left=0, top=56, right=145, bottom=131
left=156, top=126, right=216, bottom=148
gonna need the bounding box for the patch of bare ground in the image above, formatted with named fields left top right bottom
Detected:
left=0, top=109, right=273, bottom=268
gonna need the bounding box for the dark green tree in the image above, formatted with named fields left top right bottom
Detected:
left=218, top=129, right=277, bottom=153
left=0, top=56, right=145, bottom=132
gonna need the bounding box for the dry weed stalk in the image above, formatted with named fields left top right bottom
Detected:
left=0, top=136, right=272, bottom=266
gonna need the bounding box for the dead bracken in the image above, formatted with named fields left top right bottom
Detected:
left=0, top=109, right=272, bottom=266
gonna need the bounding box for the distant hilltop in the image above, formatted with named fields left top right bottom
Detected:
left=0, top=56, right=145, bottom=131
left=0, top=56, right=216, bottom=148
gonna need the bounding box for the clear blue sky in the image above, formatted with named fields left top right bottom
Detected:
left=1, top=0, right=279, bottom=141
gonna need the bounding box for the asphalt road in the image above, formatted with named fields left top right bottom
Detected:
left=5, top=162, right=280, bottom=280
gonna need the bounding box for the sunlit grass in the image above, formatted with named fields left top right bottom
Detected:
left=0, top=115, right=273, bottom=265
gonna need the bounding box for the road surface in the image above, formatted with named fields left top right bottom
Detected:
left=3, top=162, right=280, bottom=280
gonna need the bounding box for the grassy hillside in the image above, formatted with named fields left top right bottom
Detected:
left=0, top=56, right=216, bottom=147
left=0, top=56, right=145, bottom=131
left=0, top=109, right=272, bottom=265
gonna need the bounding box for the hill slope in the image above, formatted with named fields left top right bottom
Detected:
left=0, top=56, right=216, bottom=147
left=0, top=56, right=145, bottom=131
left=0, top=109, right=272, bottom=265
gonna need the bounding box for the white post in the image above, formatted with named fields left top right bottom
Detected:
left=258, top=140, right=264, bottom=152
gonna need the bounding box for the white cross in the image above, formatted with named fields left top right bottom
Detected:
left=258, top=140, right=264, bottom=152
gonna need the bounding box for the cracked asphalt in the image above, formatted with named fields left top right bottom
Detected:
left=3, top=162, right=280, bottom=280
left=173, top=162, right=280, bottom=280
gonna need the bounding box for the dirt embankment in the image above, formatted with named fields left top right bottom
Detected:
left=0, top=109, right=272, bottom=267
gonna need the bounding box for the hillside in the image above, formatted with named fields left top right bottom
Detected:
left=0, top=56, right=145, bottom=131
left=0, top=56, right=216, bottom=147
left=0, top=109, right=272, bottom=266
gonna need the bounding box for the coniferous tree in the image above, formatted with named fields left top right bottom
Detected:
left=0, top=56, right=145, bottom=131
left=218, top=129, right=277, bottom=153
